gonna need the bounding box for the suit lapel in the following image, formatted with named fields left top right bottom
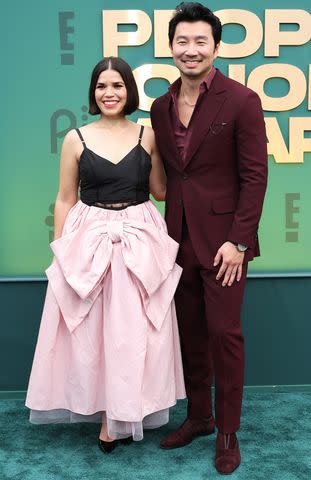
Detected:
left=183, top=73, right=227, bottom=169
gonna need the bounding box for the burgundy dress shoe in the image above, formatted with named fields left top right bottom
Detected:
left=215, top=432, right=241, bottom=475
left=160, top=416, right=215, bottom=449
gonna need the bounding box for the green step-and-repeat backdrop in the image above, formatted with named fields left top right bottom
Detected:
left=1, top=0, right=310, bottom=276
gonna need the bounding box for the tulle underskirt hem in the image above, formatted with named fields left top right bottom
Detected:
left=29, top=407, right=170, bottom=441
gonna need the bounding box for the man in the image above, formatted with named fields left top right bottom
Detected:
left=150, top=2, right=267, bottom=475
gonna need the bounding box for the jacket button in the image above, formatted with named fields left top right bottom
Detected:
left=182, top=174, right=188, bottom=180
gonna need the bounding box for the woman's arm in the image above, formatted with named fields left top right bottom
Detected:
left=146, top=127, right=166, bottom=202
left=54, top=130, right=80, bottom=240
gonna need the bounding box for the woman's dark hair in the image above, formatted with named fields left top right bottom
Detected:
left=169, top=2, right=222, bottom=47
left=88, top=57, right=139, bottom=116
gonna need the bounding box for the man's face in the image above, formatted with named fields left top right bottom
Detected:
left=170, top=21, right=220, bottom=80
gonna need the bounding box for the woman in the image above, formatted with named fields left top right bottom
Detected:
left=25, top=57, right=185, bottom=453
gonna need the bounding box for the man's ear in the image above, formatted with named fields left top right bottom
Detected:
left=214, top=42, right=221, bottom=59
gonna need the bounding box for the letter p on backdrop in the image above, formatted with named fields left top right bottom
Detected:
left=102, top=10, right=152, bottom=56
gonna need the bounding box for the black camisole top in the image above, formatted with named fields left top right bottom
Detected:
left=76, top=126, right=151, bottom=208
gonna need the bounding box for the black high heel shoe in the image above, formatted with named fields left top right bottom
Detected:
left=98, top=438, right=119, bottom=453
left=119, top=436, right=133, bottom=445
left=98, top=436, right=133, bottom=453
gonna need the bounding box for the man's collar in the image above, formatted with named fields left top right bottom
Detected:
left=169, top=66, right=217, bottom=95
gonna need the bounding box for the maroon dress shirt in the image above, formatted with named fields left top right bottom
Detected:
left=169, top=66, right=216, bottom=163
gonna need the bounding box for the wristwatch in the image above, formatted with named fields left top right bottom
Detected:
left=230, top=242, right=248, bottom=252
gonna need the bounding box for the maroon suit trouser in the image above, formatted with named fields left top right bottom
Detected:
left=175, top=217, right=247, bottom=433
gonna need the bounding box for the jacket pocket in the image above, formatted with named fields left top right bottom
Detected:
left=209, top=121, right=230, bottom=135
left=211, top=196, right=237, bottom=214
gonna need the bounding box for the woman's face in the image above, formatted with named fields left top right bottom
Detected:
left=94, top=69, right=127, bottom=117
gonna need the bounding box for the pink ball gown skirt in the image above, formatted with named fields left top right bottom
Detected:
left=25, top=200, right=186, bottom=440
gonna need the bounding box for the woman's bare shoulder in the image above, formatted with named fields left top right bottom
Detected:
left=60, top=129, right=84, bottom=161
left=140, top=124, right=155, bottom=145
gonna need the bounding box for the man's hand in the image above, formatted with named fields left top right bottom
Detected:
left=214, top=242, right=245, bottom=287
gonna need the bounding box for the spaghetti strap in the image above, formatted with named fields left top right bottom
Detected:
left=138, top=125, right=144, bottom=145
left=75, top=128, right=86, bottom=148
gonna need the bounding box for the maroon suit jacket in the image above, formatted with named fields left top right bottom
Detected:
left=150, top=69, right=268, bottom=267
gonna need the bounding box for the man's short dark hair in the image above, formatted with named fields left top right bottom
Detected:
left=88, top=57, right=139, bottom=116
left=169, top=2, right=222, bottom=47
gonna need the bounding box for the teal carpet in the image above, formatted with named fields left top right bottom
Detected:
left=1, top=393, right=311, bottom=480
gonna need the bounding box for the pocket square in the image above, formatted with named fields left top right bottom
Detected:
left=210, top=122, right=228, bottom=134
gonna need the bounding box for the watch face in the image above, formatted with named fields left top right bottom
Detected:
left=237, top=244, right=247, bottom=252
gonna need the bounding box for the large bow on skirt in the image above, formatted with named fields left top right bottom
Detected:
left=46, top=219, right=182, bottom=333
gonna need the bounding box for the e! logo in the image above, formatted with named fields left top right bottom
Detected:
left=59, top=12, right=75, bottom=65
left=285, top=193, right=300, bottom=242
